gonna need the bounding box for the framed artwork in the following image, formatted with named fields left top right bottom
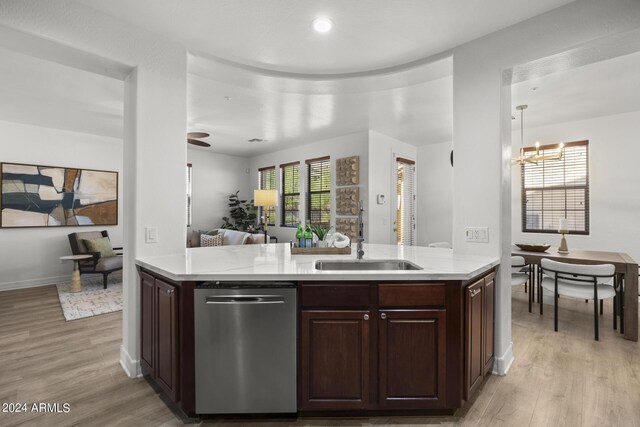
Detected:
left=1, top=162, right=118, bottom=228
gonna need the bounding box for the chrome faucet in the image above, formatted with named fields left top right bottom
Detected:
left=357, top=200, right=364, bottom=260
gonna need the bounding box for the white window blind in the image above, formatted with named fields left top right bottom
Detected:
left=306, top=156, right=331, bottom=227
left=396, top=158, right=416, bottom=246
left=186, top=163, right=192, bottom=227
left=258, top=166, right=276, bottom=226
left=521, top=140, right=589, bottom=234
left=280, top=162, right=300, bottom=227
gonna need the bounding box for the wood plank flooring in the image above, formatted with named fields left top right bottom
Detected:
left=0, top=284, right=638, bottom=427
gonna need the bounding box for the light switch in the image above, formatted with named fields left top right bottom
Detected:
left=146, top=227, right=158, bottom=243
left=465, top=227, right=489, bottom=243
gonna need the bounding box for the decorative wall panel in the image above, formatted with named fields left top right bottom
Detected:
left=336, top=156, right=359, bottom=186
left=336, top=217, right=358, bottom=241
left=336, top=187, right=359, bottom=215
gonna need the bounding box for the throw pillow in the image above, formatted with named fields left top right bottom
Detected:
left=200, top=233, right=223, bottom=247
left=83, top=237, right=117, bottom=257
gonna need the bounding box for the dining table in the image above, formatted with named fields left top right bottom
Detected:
left=512, top=246, right=638, bottom=341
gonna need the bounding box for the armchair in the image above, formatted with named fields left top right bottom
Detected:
left=67, top=230, right=123, bottom=289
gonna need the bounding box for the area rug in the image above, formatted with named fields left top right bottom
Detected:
left=56, top=272, right=123, bottom=321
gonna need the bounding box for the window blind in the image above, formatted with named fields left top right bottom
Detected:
left=186, top=163, right=192, bottom=227
left=396, top=158, right=416, bottom=246
left=258, top=166, right=276, bottom=226
left=306, top=156, right=331, bottom=227
left=521, top=140, right=589, bottom=234
left=280, top=162, right=300, bottom=227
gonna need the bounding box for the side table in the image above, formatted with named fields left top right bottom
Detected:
left=60, top=254, right=93, bottom=293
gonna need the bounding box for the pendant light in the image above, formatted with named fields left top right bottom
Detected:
left=512, top=104, right=564, bottom=165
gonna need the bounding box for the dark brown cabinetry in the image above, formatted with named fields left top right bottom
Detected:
left=299, top=282, right=452, bottom=412
left=140, top=272, right=179, bottom=402
left=378, top=309, right=446, bottom=409
left=465, top=272, right=495, bottom=400
left=300, top=310, right=371, bottom=410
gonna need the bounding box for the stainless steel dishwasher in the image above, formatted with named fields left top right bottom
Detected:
left=194, top=282, right=297, bottom=414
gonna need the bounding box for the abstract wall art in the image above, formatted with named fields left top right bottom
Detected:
left=1, top=162, right=118, bottom=228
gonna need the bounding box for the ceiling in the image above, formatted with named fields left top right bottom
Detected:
left=76, top=0, right=574, bottom=75
left=511, top=50, right=640, bottom=131
left=0, top=47, right=123, bottom=139
left=188, top=60, right=453, bottom=156
left=4, top=0, right=638, bottom=158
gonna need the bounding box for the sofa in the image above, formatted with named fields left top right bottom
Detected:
left=188, top=228, right=266, bottom=248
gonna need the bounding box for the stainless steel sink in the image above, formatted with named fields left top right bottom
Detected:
left=314, top=259, right=423, bottom=271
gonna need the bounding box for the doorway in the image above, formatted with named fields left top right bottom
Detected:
left=395, top=157, right=416, bottom=245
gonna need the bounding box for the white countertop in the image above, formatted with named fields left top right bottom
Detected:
left=135, top=243, right=499, bottom=282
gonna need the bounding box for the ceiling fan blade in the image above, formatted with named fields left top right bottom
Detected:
left=187, top=132, right=209, bottom=139
left=187, top=138, right=211, bottom=147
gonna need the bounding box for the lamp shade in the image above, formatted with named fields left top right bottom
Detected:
left=254, top=189, right=278, bottom=207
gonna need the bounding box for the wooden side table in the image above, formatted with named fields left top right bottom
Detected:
left=60, top=255, right=93, bottom=293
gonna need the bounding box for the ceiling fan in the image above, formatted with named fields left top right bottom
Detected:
left=187, top=132, right=211, bottom=147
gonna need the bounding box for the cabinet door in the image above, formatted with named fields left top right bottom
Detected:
left=483, top=275, right=495, bottom=374
left=465, top=279, right=484, bottom=400
left=155, top=279, right=179, bottom=402
left=300, top=310, right=370, bottom=410
left=140, top=272, right=155, bottom=376
left=378, top=309, right=447, bottom=409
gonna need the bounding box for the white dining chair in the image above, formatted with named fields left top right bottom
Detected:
left=511, top=256, right=530, bottom=288
left=540, top=258, right=616, bottom=341
left=428, top=242, right=452, bottom=249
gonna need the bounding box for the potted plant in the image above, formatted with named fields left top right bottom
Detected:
left=311, top=224, right=333, bottom=248
left=221, top=191, right=257, bottom=231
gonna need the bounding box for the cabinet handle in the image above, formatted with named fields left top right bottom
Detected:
left=381, top=313, right=387, bottom=319
left=363, top=314, right=369, bottom=320
left=167, top=289, right=174, bottom=295
left=470, top=288, right=480, bottom=297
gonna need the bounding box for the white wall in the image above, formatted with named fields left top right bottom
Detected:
left=187, top=148, right=250, bottom=233
left=0, top=0, right=189, bottom=377
left=512, top=110, right=640, bottom=263
left=368, top=130, right=417, bottom=245
left=0, top=121, right=123, bottom=290
left=417, top=141, right=453, bottom=246
left=452, top=0, right=640, bottom=374
left=249, top=132, right=369, bottom=243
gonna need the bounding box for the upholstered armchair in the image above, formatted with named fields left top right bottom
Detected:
left=67, top=230, right=123, bottom=289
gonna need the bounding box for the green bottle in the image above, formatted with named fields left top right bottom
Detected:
left=296, top=224, right=304, bottom=248
left=305, top=225, right=313, bottom=248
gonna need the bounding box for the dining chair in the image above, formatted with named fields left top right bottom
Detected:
left=511, top=256, right=532, bottom=311
left=540, top=258, right=616, bottom=341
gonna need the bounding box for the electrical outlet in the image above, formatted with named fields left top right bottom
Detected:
left=465, top=227, right=489, bottom=243
left=145, top=227, right=158, bottom=243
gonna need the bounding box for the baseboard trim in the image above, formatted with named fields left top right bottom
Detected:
left=492, top=341, right=514, bottom=376
left=0, top=275, right=69, bottom=292
left=120, top=344, right=142, bottom=379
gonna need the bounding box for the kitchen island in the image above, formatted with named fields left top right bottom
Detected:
left=136, top=243, right=500, bottom=418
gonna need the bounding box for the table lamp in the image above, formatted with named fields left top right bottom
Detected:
left=254, top=189, right=278, bottom=243
left=558, top=218, right=569, bottom=254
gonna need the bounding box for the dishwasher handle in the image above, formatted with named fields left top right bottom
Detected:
left=205, top=295, right=285, bottom=305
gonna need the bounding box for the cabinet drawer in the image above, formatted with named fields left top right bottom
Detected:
left=378, top=284, right=445, bottom=307
left=300, top=284, right=371, bottom=309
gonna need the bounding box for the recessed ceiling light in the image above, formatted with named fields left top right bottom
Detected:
left=248, top=138, right=268, bottom=143
left=530, top=86, right=539, bottom=91
left=312, top=17, right=333, bottom=33
left=224, top=96, right=231, bottom=101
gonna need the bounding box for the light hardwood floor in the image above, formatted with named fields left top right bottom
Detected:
left=0, top=284, right=638, bottom=427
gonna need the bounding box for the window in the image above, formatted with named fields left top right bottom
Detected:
left=306, top=156, right=331, bottom=227
left=258, top=166, right=276, bottom=226
left=186, top=163, right=192, bottom=227
left=396, top=157, right=416, bottom=245
left=522, top=140, right=589, bottom=234
left=280, top=162, right=300, bottom=227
